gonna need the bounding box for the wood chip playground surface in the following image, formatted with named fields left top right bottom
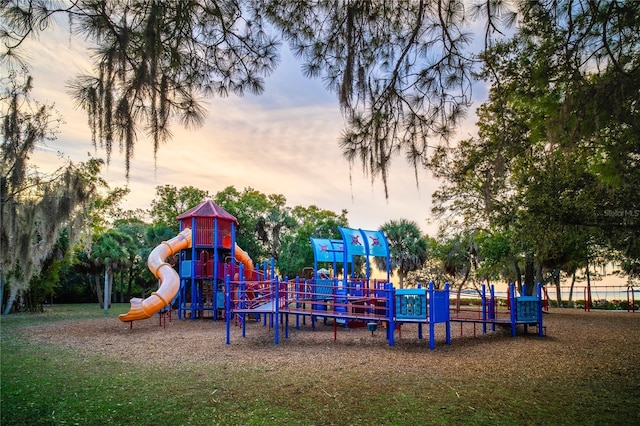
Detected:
left=22, top=307, right=640, bottom=383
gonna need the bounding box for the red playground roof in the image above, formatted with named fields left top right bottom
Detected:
left=176, top=199, right=238, bottom=224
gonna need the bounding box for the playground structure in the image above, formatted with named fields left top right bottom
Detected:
left=119, top=228, right=192, bottom=322
left=120, top=199, right=546, bottom=349
left=223, top=234, right=545, bottom=350
left=119, top=200, right=258, bottom=323
left=174, top=200, right=259, bottom=320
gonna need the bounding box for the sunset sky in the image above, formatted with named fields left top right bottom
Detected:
left=19, top=19, right=482, bottom=236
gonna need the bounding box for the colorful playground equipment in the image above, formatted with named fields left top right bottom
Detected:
left=219, top=220, right=545, bottom=349
left=175, top=199, right=257, bottom=320
left=119, top=199, right=256, bottom=324
left=225, top=270, right=544, bottom=349
left=121, top=199, right=546, bottom=349
left=119, top=228, right=192, bottom=322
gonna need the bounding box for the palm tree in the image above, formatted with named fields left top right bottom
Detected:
left=112, top=218, right=151, bottom=302
left=255, top=198, right=295, bottom=261
left=89, top=230, right=133, bottom=312
left=375, top=219, right=428, bottom=289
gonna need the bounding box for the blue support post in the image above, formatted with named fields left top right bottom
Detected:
left=417, top=283, right=423, bottom=340
left=537, top=283, right=544, bottom=337
left=490, top=285, right=496, bottom=332
left=190, top=276, right=197, bottom=320
left=178, top=279, right=185, bottom=320
left=190, top=216, right=197, bottom=320
left=212, top=218, right=219, bottom=321
left=225, top=275, right=231, bottom=344
left=510, top=283, right=517, bottom=337
left=270, top=258, right=275, bottom=280
left=428, top=282, right=435, bottom=350
left=240, top=281, right=246, bottom=338
left=444, top=283, right=451, bottom=345
left=274, top=276, right=280, bottom=345
left=295, top=277, right=301, bottom=330
left=386, top=283, right=395, bottom=346
left=481, top=284, right=487, bottom=334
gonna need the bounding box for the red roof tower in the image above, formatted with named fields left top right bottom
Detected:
left=176, top=199, right=238, bottom=319
left=177, top=199, right=237, bottom=249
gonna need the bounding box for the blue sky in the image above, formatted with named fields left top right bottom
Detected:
left=21, top=20, right=482, bottom=236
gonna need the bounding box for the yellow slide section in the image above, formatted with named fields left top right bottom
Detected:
left=119, top=228, right=192, bottom=322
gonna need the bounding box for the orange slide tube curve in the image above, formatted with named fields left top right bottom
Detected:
left=234, top=243, right=254, bottom=279
left=119, top=228, right=192, bottom=322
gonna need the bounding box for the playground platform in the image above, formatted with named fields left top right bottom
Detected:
left=224, top=277, right=545, bottom=349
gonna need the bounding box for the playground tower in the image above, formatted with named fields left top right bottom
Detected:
left=176, top=199, right=243, bottom=320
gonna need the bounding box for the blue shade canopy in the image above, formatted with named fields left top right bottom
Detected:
left=310, top=238, right=348, bottom=263
left=311, top=228, right=390, bottom=282
left=339, top=227, right=367, bottom=256
left=360, top=229, right=389, bottom=258
left=338, top=227, right=389, bottom=258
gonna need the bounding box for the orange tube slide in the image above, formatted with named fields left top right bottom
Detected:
left=234, top=243, right=254, bottom=279
left=119, top=228, right=192, bottom=322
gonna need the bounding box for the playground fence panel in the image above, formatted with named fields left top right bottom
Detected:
left=224, top=278, right=543, bottom=347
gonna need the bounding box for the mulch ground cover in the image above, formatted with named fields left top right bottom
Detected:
left=21, top=308, right=639, bottom=385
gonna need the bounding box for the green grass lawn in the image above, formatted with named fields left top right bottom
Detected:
left=1, top=304, right=638, bottom=425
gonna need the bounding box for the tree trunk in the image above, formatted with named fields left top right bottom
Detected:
left=586, top=263, right=592, bottom=309
left=513, top=260, right=522, bottom=295
left=109, top=269, right=113, bottom=307
left=2, top=285, right=18, bottom=315
left=568, top=271, right=576, bottom=307
left=554, top=270, right=563, bottom=308
left=0, top=273, right=5, bottom=313
left=535, top=263, right=543, bottom=288
left=126, top=272, right=133, bottom=301
left=95, top=273, right=104, bottom=308
left=103, top=265, right=111, bottom=314
left=524, top=253, right=535, bottom=296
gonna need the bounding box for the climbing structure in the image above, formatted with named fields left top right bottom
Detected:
left=176, top=199, right=254, bottom=320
